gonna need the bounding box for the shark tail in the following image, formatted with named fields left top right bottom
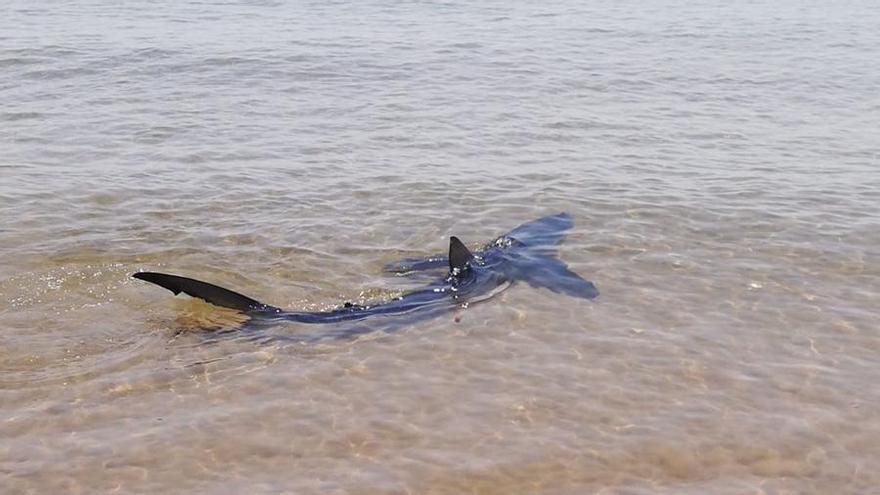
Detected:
left=132, top=272, right=280, bottom=313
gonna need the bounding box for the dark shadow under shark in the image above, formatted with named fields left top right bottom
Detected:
left=133, top=213, right=598, bottom=341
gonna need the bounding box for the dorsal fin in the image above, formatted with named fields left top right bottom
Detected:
left=448, top=236, right=474, bottom=273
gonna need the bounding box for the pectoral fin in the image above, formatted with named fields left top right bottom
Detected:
left=510, top=256, right=599, bottom=299
left=384, top=255, right=448, bottom=274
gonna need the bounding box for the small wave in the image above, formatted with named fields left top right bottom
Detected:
left=0, top=112, right=44, bottom=121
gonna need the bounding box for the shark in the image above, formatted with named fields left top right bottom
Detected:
left=133, top=212, right=598, bottom=339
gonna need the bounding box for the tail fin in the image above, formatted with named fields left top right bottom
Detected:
left=132, top=272, right=279, bottom=313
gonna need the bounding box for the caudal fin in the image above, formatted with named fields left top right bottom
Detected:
left=132, top=272, right=279, bottom=313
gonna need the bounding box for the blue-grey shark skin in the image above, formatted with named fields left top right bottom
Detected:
left=384, top=212, right=599, bottom=300
left=133, top=213, right=597, bottom=339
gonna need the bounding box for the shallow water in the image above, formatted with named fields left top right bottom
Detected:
left=2, top=1, right=880, bottom=493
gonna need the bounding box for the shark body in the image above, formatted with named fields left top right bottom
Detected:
left=133, top=213, right=597, bottom=338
